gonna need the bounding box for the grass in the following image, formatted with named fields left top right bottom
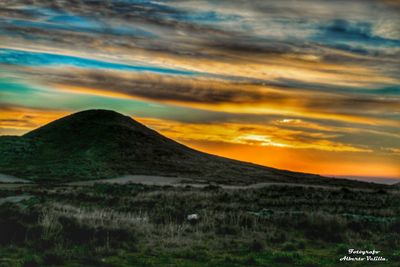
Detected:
left=0, top=183, right=399, bottom=266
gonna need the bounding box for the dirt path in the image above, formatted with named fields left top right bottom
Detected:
left=0, top=195, right=32, bottom=205
left=67, top=175, right=375, bottom=191
left=69, top=175, right=184, bottom=186
left=0, top=173, right=32, bottom=183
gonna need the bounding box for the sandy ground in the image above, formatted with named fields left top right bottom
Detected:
left=69, top=175, right=184, bottom=186
left=0, top=195, right=32, bottom=205
left=0, top=173, right=32, bottom=183
left=68, top=175, right=357, bottom=191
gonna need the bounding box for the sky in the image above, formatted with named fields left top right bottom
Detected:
left=0, top=0, right=399, bottom=180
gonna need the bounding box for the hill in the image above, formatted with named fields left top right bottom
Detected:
left=0, top=110, right=381, bottom=186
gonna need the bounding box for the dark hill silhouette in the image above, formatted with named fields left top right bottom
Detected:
left=0, top=109, right=379, bottom=186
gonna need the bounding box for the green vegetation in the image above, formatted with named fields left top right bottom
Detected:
left=0, top=183, right=399, bottom=266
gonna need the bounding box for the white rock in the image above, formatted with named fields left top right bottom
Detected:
left=187, top=214, right=199, bottom=221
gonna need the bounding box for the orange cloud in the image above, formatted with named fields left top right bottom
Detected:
left=183, top=140, right=400, bottom=179
left=0, top=106, right=69, bottom=135
left=137, top=117, right=372, bottom=152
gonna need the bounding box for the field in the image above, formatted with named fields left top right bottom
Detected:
left=0, top=180, right=399, bottom=267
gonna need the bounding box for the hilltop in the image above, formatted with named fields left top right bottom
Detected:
left=0, top=110, right=381, bottom=187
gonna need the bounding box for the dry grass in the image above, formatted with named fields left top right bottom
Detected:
left=40, top=203, right=149, bottom=231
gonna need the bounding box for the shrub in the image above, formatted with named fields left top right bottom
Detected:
left=215, top=224, right=239, bottom=235
left=302, top=214, right=344, bottom=242
left=0, top=204, right=34, bottom=244
left=282, top=242, right=297, bottom=251
left=43, top=251, right=65, bottom=266
left=22, top=255, right=42, bottom=267
left=297, top=240, right=306, bottom=249
left=58, top=216, right=94, bottom=244
left=340, top=187, right=351, bottom=194
left=250, top=239, right=264, bottom=252
left=244, top=256, right=257, bottom=265
left=272, top=252, right=299, bottom=264
left=80, top=257, right=114, bottom=267
left=0, top=219, right=27, bottom=244
left=389, top=220, right=400, bottom=233
left=336, top=243, right=348, bottom=254
left=270, top=232, right=287, bottom=244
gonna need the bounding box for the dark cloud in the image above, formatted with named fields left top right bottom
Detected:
left=2, top=0, right=399, bottom=70
left=50, top=71, right=280, bottom=104
left=302, top=95, right=400, bottom=115
left=36, top=69, right=399, bottom=118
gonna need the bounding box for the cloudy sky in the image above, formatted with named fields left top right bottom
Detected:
left=0, top=0, right=399, bottom=179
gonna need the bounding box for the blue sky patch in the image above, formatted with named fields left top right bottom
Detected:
left=0, top=49, right=197, bottom=76
left=312, top=20, right=400, bottom=49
